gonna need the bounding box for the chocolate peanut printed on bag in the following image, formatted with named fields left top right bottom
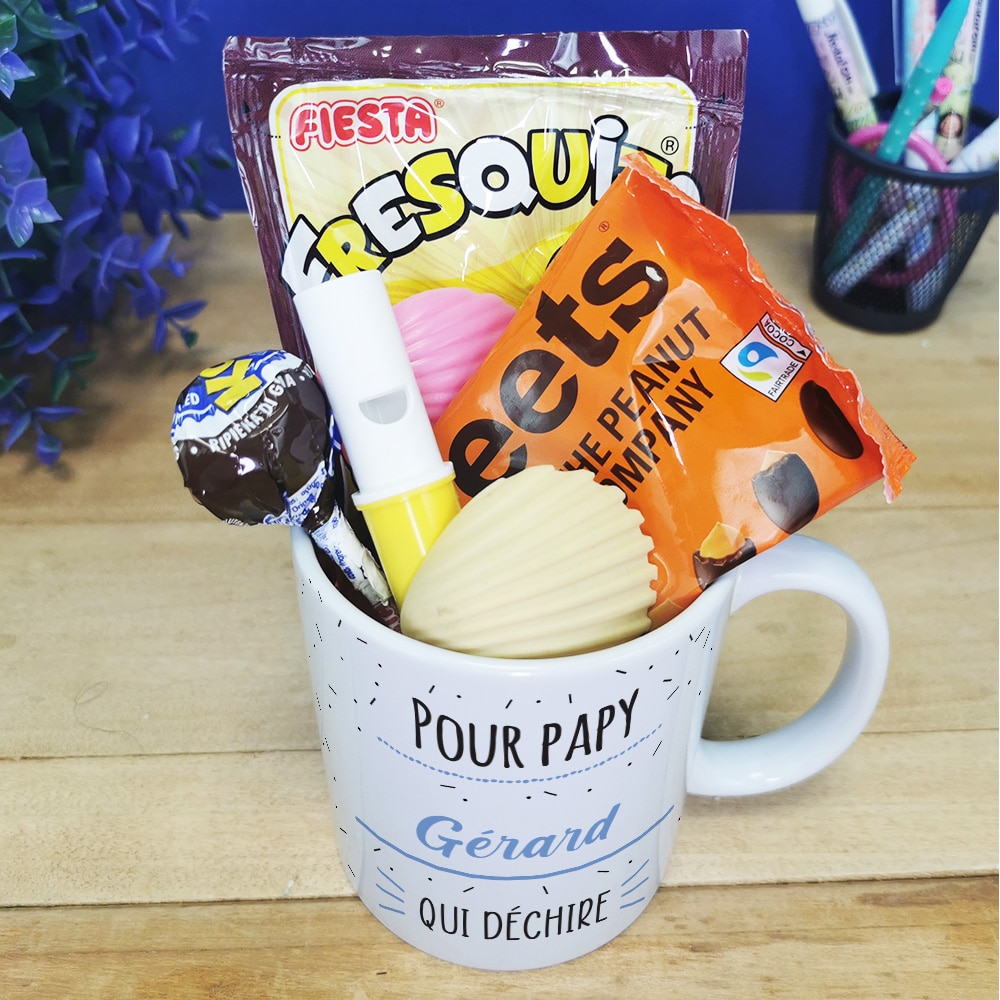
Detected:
left=434, top=156, right=916, bottom=626
left=223, top=31, right=748, bottom=362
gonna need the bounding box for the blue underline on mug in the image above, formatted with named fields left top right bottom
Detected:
left=619, top=894, right=649, bottom=910
left=619, top=876, right=650, bottom=898
left=622, top=858, right=649, bottom=897
left=373, top=723, right=663, bottom=784
left=377, top=866, right=405, bottom=892
left=621, top=858, right=650, bottom=886
left=618, top=857, right=653, bottom=909
left=375, top=866, right=407, bottom=914
left=376, top=883, right=405, bottom=905
left=354, top=805, right=675, bottom=882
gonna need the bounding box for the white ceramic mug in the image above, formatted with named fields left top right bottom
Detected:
left=291, top=528, right=888, bottom=971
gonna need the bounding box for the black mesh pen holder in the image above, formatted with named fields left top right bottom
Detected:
left=812, top=98, right=998, bottom=333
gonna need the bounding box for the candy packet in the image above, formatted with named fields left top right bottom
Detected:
left=223, top=30, right=748, bottom=362
left=433, top=156, right=916, bottom=626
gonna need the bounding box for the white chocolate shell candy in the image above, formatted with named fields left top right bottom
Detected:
left=400, top=466, right=657, bottom=658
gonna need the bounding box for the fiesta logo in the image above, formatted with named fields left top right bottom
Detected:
left=288, top=96, right=438, bottom=150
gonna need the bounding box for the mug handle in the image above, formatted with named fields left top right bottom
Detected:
left=686, top=534, right=889, bottom=797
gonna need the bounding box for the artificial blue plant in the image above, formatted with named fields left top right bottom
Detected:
left=0, top=0, right=230, bottom=465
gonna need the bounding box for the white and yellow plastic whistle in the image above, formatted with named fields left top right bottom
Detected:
left=294, top=270, right=460, bottom=603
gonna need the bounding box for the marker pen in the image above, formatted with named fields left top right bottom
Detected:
left=823, top=0, right=972, bottom=274
left=294, top=270, right=461, bottom=603
left=949, top=117, right=999, bottom=171
left=900, top=0, right=938, bottom=82
left=903, top=77, right=953, bottom=169
left=796, top=0, right=879, bottom=135
left=902, top=78, right=954, bottom=311
left=876, top=0, right=971, bottom=164
left=826, top=196, right=940, bottom=296
left=936, top=0, right=990, bottom=161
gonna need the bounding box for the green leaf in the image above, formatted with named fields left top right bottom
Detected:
left=9, top=0, right=80, bottom=42
left=3, top=408, right=30, bottom=449
left=68, top=350, right=96, bottom=370
left=51, top=361, right=69, bottom=400
left=0, top=107, right=19, bottom=137
left=17, top=107, right=52, bottom=173
left=51, top=350, right=95, bottom=401
left=9, top=49, right=69, bottom=107
left=0, top=370, right=28, bottom=400
left=0, top=13, right=16, bottom=51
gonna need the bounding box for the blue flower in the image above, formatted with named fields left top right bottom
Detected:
left=0, top=129, right=34, bottom=188
left=0, top=130, right=60, bottom=245
left=2, top=176, right=60, bottom=246
left=0, top=0, right=230, bottom=466
left=0, top=14, right=33, bottom=99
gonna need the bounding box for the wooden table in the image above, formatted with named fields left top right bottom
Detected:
left=1, top=213, right=996, bottom=998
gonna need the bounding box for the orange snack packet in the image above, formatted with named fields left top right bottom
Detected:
left=434, top=156, right=915, bottom=625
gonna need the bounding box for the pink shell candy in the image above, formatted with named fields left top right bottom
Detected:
left=393, top=287, right=515, bottom=424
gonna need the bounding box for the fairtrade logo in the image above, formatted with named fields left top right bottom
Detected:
left=288, top=95, right=438, bottom=150
left=737, top=341, right=779, bottom=381
left=721, top=331, right=802, bottom=400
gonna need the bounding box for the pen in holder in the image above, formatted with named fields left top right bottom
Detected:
left=812, top=96, right=998, bottom=333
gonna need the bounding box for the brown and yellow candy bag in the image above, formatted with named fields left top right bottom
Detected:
left=434, top=155, right=915, bottom=625
left=223, top=31, right=748, bottom=362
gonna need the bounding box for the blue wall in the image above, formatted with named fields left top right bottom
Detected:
left=140, top=1, right=998, bottom=213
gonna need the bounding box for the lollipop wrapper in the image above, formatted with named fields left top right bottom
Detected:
left=433, top=156, right=916, bottom=625
left=171, top=350, right=399, bottom=629
left=223, top=30, right=748, bottom=364
left=171, top=350, right=331, bottom=526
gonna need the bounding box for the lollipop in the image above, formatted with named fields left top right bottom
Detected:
left=170, top=349, right=399, bottom=629
left=400, top=466, right=657, bottom=658
left=393, top=287, right=515, bottom=424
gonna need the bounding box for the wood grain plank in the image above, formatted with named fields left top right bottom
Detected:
left=1, top=730, right=994, bottom=908
left=0, top=522, right=318, bottom=757
left=3, top=506, right=993, bottom=761
left=1, top=877, right=995, bottom=999
left=0, top=522, right=313, bottom=759
left=709, top=505, right=1000, bottom=739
